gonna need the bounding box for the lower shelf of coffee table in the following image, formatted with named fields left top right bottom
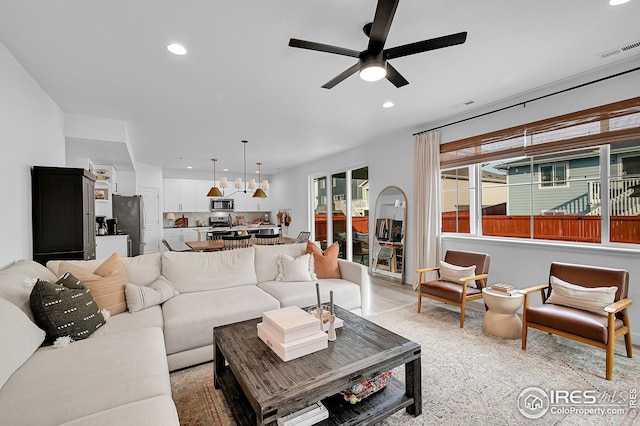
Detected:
left=216, top=366, right=413, bottom=426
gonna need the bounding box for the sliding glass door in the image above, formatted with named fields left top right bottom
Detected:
left=312, top=165, right=368, bottom=262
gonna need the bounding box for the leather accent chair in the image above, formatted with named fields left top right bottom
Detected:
left=521, top=262, right=632, bottom=380
left=417, top=250, right=491, bottom=328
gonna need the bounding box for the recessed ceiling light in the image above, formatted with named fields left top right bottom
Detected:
left=167, top=43, right=187, bottom=55
left=186, top=166, right=193, bottom=169
left=609, top=0, right=631, bottom=5
left=382, top=101, right=394, bottom=108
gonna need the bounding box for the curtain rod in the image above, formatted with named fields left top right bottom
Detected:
left=414, top=66, right=640, bottom=136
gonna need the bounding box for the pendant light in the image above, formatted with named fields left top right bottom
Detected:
left=206, top=158, right=223, bottom=197
left=252, top=162, right=267, bottom=198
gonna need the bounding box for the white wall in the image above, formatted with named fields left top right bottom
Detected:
left=271, top=133, right=414, bottom=260
left=0, top=41, right=65, bottom=267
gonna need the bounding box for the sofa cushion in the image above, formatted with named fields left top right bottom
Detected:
left=162, top=249, right=257, bottom=293
left=306, top=241, right=342, bottom=279
left=59, top=395, right=179, bottom=426
left=0, top=259, right=58, bottom=321
left=90, top=306, right=163, bottom=339
left=0, top=297, right=46, bottom=389
left=0, top=327, right=171, bottom=426
left=125, top=276, right=178, bottom=313
left=259, top=279, right=361, bottom=311
left=48, top=253, right=162, bottom=287
left=254, top=243, right=307, bottom=283
left=276, top=253, right=315, bottom=282
left=30, top=272, right=106, bottom=343
left=547, top=275, right=617, bottom=316
left=58, top=253, right=129, bottom=315
left=161, top=286, right=280, bottom=355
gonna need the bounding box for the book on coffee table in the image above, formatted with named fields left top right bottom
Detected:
left=262, top=306, right=321, bottom=343
left=257, top=322, right=327, bottom=362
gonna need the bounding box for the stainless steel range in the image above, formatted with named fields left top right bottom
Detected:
left=209, top=212, right=232, bottom=228
left=207, top=213, right=233, bottom=240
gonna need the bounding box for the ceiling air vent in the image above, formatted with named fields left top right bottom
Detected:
left=453, top=100, right=475, bottom=109
left=598, top=40, right=640, bottom=59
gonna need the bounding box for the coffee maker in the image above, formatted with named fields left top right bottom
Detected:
left=96, top=216, right=107, bottom=235
left=106, top=218, right=118, bottom=235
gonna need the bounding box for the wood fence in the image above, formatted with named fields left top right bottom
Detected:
left=442, top=212, right=640, bottom=244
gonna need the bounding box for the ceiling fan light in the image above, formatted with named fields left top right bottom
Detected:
left=360, top=64, right=386, bottom=82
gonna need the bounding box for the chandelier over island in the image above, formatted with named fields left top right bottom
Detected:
left=207, top=140, right=268, bottom=199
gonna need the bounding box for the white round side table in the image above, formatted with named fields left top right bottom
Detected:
left=482, top=287, right=524, bottom=339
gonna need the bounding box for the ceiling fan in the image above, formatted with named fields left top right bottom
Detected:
left=288, top=0, right=467, bottom=89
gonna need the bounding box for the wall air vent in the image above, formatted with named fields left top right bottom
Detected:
left=598, top=40, right=640, bottom=59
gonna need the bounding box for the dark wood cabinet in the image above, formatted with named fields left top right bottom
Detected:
left=32, top=166, right=97, bottom=265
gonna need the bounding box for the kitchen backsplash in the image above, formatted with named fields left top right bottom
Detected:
left=163, top=211, right=271, bottom=228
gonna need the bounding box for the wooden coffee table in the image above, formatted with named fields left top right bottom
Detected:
left=214, top=305, right=422, bottom=425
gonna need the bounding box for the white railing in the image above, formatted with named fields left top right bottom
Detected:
left=588, top=179, right=640, bottom=216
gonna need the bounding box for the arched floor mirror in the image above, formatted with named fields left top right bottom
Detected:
left=371, top=186, right=407, bottom=283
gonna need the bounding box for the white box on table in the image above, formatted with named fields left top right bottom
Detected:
left=262, top=306, right=320, bottom=343
left=257, top=322, right=327, bottom=362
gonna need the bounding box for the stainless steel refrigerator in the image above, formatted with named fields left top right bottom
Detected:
left=112, top=195, right=144, bottom=256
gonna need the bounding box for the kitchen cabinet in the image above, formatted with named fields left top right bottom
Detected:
left=164, top=179, right=196, bottom=212
left=93, top=165, right=119, bottom=218
left=165, top=179, right=218, bottom=212
left=234, top=191, right=270, bottom=212
left=195, top=180, right=212, bottom=212
left=96, top=234, right=129, bottom=258
left=163, top=228, right=198, bottom=251
left=32, top=166, right=96, bottom=265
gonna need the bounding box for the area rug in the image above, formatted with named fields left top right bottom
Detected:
left=170, top=302, right=639, bottom=425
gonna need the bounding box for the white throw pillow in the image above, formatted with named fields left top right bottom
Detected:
left=547, top=276, right=617, bottom=316
left=439, top=260, right=476, bottom=285
left=0, top=298, right=46, bottom=388
left=276, top=254, right=315, bottom=282
left=125, top=276, right=178, bottom=313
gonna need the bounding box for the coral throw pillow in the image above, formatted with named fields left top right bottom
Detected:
left=306, top=241, right=342, bottom=279
left=58, top=253, right=129, bottom=315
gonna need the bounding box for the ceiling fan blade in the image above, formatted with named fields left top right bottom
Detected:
left=289, top=38, right=360, bottom=58
left=367, top=0, right=400, bottom=53
left=385, top=31, right=467, bottom=60
left=321, top=63, right=360, bottom=89
left=385, top=63, right=409, bottom=88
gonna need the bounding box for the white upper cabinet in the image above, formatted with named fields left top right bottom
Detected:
left=195, top=180, right=212, bottom=212
left=164, top=179, right=196, bottom=212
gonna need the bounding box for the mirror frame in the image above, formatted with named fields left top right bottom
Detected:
left=371, top=185, right=407, bottom=283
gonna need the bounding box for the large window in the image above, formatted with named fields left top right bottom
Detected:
left=439, top=97, right=640, bottom=247
left=442, top=142, right=640, bottom=246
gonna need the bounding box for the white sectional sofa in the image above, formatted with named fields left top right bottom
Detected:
left=0, top=242, right=370, bottom=424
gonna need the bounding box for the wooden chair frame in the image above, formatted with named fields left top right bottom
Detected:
left=521, top=282, right=633, bottom=381
left=417, top=267, right=489, bottom=328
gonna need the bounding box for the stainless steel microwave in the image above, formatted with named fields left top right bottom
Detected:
left=210, top=198, right=234, bottom=211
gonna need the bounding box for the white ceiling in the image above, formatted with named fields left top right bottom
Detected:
left=1, top=0, right=639, bottom=175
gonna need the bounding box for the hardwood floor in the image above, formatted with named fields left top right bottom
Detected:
left=365, top=274, right=417, bottom=317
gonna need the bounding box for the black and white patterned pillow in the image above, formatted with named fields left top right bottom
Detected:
left=30, top=272, right=106, bottom=343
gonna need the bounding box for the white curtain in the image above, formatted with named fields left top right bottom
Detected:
left=412, top=131, right=441, bottom=290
